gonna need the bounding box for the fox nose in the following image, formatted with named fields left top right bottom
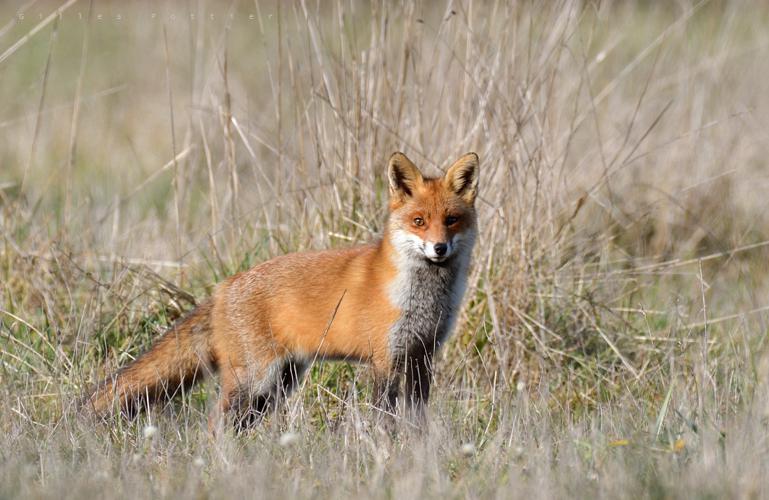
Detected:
left=434, top=243, right=448, bottom=256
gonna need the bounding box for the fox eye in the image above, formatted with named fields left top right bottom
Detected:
left=445, top=215, right=459, bottom=226
left=413, top=217, right=425, bottom=227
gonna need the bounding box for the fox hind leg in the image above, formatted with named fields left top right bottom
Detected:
left=275, top=359, right=307, bottom=403
left=224, top=359, right=307, bottom=432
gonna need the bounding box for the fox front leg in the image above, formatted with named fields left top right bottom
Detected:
left=404, top=352, right=433, bottom=424
left=372, top=372, right=400, bottom=423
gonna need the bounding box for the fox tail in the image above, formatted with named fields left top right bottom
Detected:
left=84, top=300, right=214, bottom=416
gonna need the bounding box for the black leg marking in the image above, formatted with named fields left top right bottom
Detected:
left=228, top=385, right=273, bottom=432
left=229, top=360, right=307, bottom=432
left=276, top=360, right=307, bottom=402
left=404, top=352, right=433, bottom=424
left=373, top=374, right=400, bottom=419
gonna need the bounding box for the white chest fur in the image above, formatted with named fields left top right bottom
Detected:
left=386, top=241, right=472, bottom=360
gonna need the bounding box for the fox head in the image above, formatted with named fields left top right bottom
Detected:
left=386, top=151, right=479, bottom=264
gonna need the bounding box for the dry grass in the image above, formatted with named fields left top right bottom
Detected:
left=3, top=0, right=769, bottom=497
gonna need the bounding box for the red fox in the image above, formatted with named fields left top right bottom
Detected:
left=84, top=152, right=479, bottom=430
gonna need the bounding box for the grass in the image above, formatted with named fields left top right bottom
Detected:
left=3, top=0, right=769, bottom=497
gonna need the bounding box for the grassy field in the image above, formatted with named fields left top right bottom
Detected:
left=3, top=0, right=769, bottom=497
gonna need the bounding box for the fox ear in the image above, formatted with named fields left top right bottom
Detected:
left=444, top=152, right=479, bottom=204
left=387, top=152, right=423, bottom=199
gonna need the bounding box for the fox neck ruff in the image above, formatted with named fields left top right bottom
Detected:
left=385, top=227, right=476, bottom=363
